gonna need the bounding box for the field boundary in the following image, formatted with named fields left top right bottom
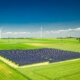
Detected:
left=19, top=62, right=49, bottom=68
left=51, top=58, right=80, bottom=65
left=0, top=56, right=19, bottom=68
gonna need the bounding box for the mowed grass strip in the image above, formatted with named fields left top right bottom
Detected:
left=0, top=60, right=29, bottom=80
left=17, top=59, right=80, bottom=80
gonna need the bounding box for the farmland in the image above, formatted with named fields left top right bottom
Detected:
left=0, top=60, right=28, bottom=80
left=17, top=58, right=80, bottom=80
left=0, top=38, right=80, bottom=52
left=0, top=38, right=80, bottom=80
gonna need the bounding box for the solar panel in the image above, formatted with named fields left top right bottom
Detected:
left=0, top=48, right=80, bottom=66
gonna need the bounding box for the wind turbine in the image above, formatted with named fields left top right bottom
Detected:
left=0, top=27, right=2, bottom=39
left=40, top=26, right=43, bottom=38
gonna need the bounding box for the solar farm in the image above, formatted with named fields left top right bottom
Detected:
left=0, top=48, right=80, bottom=66
left=0, top=38, right=80, bottom=80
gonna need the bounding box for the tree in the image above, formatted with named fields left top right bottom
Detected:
left=76, top=38, right=80, bottom=43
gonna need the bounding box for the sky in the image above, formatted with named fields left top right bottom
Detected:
left=0, top=0, right=80, bottom=38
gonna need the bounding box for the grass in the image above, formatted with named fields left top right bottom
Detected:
left=17, top=59, right=80, bottom=80
left=0, top=38, right=80, bottom=80
left=0, top=38, right=80, bottom=52
left=0, top=60, right=29, bottom=80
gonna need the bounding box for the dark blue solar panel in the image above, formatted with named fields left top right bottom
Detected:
left=0, top=48, right=80, bottom=66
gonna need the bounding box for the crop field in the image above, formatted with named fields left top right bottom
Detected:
left=17, top=58, right=80, bottom=80
left=0, top=60, right=28, bottom=80
left=0, top=38, right=80, bottom=80
left=0, top=38, right=80, bottom=52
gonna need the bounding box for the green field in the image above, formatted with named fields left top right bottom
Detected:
left=0, top=38, right=80, bottom=52
left=17, top=59, right=80, bottom=80
left=0, top=38, right=80, bottom=80
left=0, top=60, right=28, bottom=80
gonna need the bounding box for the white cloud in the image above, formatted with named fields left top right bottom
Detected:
left=43, top=27, right=80, bottom=37
left=4, top=32, right=31, bottom=35
left=68, top=29, right=73, bottom=31
left=2, top=27, right=80, bottom=38
left=26, top=32, right=31, bottom=34
left=75, top=28, right=80, bottom=31
left=19, top=32, right=27, bottom=34
left=5, top=32, right=13, bottom=34
left=51, top=31, right=60, bottom=33
left=57, top=30, right=68, bottom=33
left=44, top=31, right=50, bottom=34
left=13, top=32, right=19, bottom=34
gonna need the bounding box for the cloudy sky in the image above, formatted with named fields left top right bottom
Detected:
left=0, top=0, right=80, bottom=38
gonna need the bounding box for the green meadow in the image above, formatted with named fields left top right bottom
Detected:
left=0, top=61, right=28, bottom=80
left=17, top=59, right=80, bottom=80
left=0, top=38, right=80, bottom=80
left=0, top=38, right=80, bottom=52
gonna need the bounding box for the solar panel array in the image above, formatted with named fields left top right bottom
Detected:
left=0, top=48, right=80, bottom=66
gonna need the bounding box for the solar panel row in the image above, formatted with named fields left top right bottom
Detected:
left=0, top=48, right=80, bottom=66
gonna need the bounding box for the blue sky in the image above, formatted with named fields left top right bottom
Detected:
left=0, top=0, right=80, bottom=38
